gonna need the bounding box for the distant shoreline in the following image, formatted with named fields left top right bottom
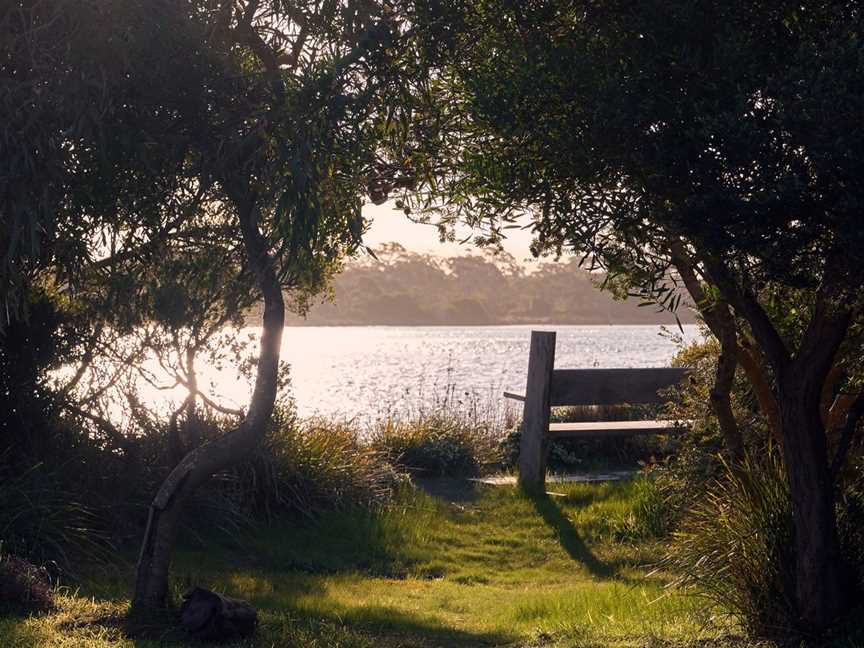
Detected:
left=280, top=320, right=697, bottom=328
left=252, top=245, right=699, bottom=329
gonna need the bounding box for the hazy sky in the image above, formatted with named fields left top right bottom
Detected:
left=362, top=201, right=537, bottom=260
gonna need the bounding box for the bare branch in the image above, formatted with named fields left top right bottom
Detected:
left=830, top=387, right=864, bottom=478
left=61, top=400, right=132, bottom=452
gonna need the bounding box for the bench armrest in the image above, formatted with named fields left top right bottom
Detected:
left=503, top=391, right=526, bottom=402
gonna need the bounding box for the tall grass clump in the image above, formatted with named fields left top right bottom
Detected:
left=664, top=454, right=797, bottom=638
left=611, top=475, right=674, bottom=541
left=229, top=408, right=402, bottom=520
left=370, top=381, right=512, bottom=477
left=0, top=457, right=110, bottom=569
left=371, top=415, right=503, bottom=477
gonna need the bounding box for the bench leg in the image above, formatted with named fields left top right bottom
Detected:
left=518, top=331, right=555, bottom=492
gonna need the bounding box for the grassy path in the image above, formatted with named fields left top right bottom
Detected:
left=1, top=480, right=746, bottom=647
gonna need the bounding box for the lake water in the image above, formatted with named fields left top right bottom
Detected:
left=179, top=325, right=702, bottom=420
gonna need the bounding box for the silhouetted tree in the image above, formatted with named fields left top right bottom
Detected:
left=411, top=0, right=864, bottom=632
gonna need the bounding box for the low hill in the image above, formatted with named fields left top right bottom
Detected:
left=278, top=244, right=696, bottom=326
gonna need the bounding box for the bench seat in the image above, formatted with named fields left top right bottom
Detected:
left=548, top=419, right=683, bottom=437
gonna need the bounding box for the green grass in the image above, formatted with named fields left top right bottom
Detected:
left=0, top=480, right=751, bottom=647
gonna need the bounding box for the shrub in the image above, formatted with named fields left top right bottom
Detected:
left=371, top=414, right=503, bottom=477
left=229, top=409, right=402, bottom=520
left=644, top=333, right=778, bottom=535
left=664, top=454, right=798, bottom=638
left=660, top=335, right=771, bottom=486
left=0, top=553, right=54, bottom=615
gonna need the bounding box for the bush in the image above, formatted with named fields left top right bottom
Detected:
left=371, top=414, right=503, bottom=477
left=0, top=553, right=54, bottom=615
left=638, top=333, right=778, bottom=536
left=664, top=454, right=799, bottom=639
left=228, top=409, right=403, bottom=520
left=660, top=335, right=771, bottom=486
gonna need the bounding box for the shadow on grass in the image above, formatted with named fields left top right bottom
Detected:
left=414, top=476, right=479, bottom=503
left=300, top=604, right=512, bottom=647
left=125, top=593, right=510, bottom=647
left=527, top=491, right=618, bottom=579
left=191, top=567, right=511, bottom=647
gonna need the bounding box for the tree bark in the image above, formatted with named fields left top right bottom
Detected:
left=131, top=188, right=284, bottom=613
left=778, top=373, right=849, bottom=631
left=736, top=341, right=783, bottom=445
left=830, top=387, right=864, bottom=477
left=709, top=310, right=744, bottom=461
left=699, top=257, right=854, bottom=631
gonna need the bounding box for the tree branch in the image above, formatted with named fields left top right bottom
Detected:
left=737, top=340, right=784, bottom=445
left=670, top=242, right=743, bottom=458
left=701, top=255, right=792, bottom=372
left=792, top=282, right=853, bottom=401
left=61, top=400, right=132, bottom=452
left=830, top=387, right=864, bottom=478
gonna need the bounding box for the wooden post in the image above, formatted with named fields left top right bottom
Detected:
left=518, top=331, right=556, bottom=491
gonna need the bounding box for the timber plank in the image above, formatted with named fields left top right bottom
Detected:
left=547, top=419, right=685, bottom=437
left=549, top=367, right=689, bottom=406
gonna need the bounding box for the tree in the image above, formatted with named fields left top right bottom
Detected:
left=410, top=0, right=864, bottom=632
left=3, top=0, right=428, bottom=614
left=112, top=1, right=427, bottom=613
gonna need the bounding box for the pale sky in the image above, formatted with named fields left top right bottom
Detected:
left=362, top=201, right=537, bottom=261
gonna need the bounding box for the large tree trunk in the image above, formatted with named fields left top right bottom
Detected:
left=777, top=375, right=848, bottom=631
left=698, top=255, right=855, bottom=633
left=131, top=191, right=284, bottom=613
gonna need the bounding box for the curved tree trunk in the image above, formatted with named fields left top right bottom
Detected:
left=670, top=246, right=744, bottom=459
left=131, top=189, right=284, bottom=613
left=736, top=341, right=783, bottom=445
left=709, top=309, right=744, bottom=461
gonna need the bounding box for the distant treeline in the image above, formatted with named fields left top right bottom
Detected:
left=277, top=244, right=695, bottom=326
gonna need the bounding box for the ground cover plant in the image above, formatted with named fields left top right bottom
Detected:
left=1, top=479, right=740, bottom=648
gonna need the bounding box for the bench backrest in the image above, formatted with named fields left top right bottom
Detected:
left=518, top=330, right=689, bottom=490
left=550, top=368, right=689, bottom=406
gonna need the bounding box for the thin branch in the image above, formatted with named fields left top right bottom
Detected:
left=830, top=387, right=864, bottom=478
left=91, top=181, right=211, bottom=271
left=171, top=370, right=244, bottom=417
left=61, top=400, right=132, bottom=452
left=59, top=322, right=103, bottom=397
left=670, top=242, right=744, bottom=458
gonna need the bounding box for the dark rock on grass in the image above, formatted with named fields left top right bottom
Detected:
left=180, top=587, right=257, bottom=641
left=0, top=554, right=54, bottom=615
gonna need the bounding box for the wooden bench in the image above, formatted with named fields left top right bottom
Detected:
left=506, top=331, right=689, bottom=490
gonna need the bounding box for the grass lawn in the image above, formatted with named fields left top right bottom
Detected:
left=0, top=479, right=752, bottom=647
